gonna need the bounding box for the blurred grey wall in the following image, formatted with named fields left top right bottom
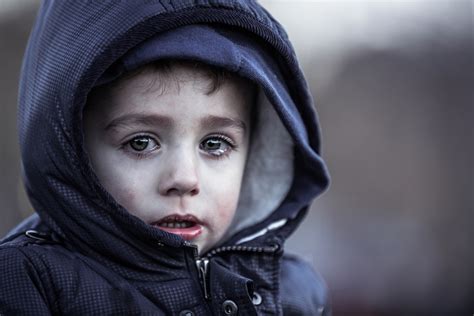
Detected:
left=0, top=0, right=38, bottom=234
left=1, top=1, right=472, bottom=315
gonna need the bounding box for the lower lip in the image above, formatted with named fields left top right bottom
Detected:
left=155, top=224, right=203, bottom=241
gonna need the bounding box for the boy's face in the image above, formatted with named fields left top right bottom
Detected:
left=84, top=65, right=252, bottom=254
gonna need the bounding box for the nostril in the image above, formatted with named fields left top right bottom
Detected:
left=165, top=188, right=180, bottom=196
left=163, top=184, right=199, bottom=196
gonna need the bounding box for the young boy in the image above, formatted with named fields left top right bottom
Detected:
left=1, top=1, right=330, bottom=315
left=84, top=60, right=254, bottom=256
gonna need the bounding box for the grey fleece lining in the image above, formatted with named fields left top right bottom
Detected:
left=222, top=89, right=294, bottom=243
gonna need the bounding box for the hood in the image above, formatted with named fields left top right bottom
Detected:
left=18, top=0, right=329, bottom=265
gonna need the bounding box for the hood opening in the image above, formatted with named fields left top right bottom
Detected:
left=223, top=88, right=294, bottom=243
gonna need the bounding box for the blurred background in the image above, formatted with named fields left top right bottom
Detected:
left=1, top=0, right=472, bottom=315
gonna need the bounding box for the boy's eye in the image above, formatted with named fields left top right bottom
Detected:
left=200, top=136, right=235, bottom=157
left=128, top=136, right=159, bottom=152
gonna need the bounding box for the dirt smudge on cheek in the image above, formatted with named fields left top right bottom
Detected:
left=114, top=187, right=136, bottom=211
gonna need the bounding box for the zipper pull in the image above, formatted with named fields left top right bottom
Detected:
left=184, top=241, right=211, bottom=300
left=195, top=258, right=210, bottom=300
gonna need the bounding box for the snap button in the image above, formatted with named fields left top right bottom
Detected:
left=179, top=310, right=194, bottom=316
left=222, top=300, right=238, bottom=315
left=251, top=291, right=262, bottom=306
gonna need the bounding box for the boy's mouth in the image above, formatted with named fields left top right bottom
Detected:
left=151, top=214, right=203, bottom=241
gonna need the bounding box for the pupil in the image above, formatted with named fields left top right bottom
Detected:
left=131, top=138, right=148, bottom=151
left=206, top=139, right=220, bottom=150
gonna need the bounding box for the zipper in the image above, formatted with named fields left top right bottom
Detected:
left=195, top=257, right=210, bottom=299
left=186, top=241, right=211, bottom=300
left=185, top=241, right=280, bottom=301
left=205, top=243, right=280, bottom=258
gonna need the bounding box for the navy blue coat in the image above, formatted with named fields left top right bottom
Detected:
left=1, top=1, right=330, bottom=315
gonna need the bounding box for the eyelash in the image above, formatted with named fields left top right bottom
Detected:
left=121, top=133, right=238, bottom=160
left=121, top=133, right=159, bottom=160
left=201, top=134, right=238, bottom=160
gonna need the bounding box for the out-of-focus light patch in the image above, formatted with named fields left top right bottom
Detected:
left=260, top=0, right=468, bottom=54
left=0, top=0, right=38, bottom=18
left=259, top=0, right=470, bottom=94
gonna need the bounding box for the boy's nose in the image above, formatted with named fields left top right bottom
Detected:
left=158, top=151, right=200, bottom=197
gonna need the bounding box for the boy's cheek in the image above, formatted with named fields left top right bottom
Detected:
left=211, top=186, right=241, bottom=221
left=97, top=169, right=143, bottom=211
left=115, top=187, right=137, bottom=208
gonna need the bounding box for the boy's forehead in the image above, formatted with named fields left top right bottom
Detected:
left=87, top=62, right=254, bottom=127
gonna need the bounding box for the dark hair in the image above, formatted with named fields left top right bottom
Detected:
left=109, top=59, right=233, bottom=96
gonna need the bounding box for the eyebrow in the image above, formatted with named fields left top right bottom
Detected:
left=200, top=115, right=247, bottom=133
left=105, top=113, right=246, bottom=133
left=105, top=113, right=173, bottom=131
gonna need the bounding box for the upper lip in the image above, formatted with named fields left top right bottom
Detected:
left=151, top=214, right=203, bottom=225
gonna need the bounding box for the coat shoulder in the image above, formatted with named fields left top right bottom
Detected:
left=280, top=253, right=331, bottom=316
left=0, top=240, right=52, bottom=315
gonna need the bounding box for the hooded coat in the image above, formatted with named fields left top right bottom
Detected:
left=1, top=1, right=330, bottom=315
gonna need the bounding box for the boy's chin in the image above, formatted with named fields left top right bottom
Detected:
left=194, top=240, right=215, bottom=256
left=195, top=241, right=207, bottom=256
